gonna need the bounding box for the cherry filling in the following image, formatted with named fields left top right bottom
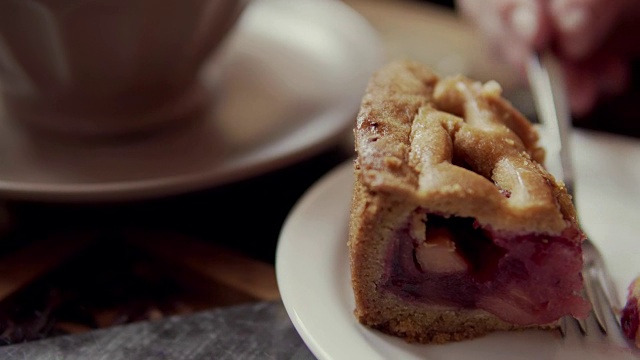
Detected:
left=382, top=214, right=590, bottom=325
left=621, top=298, right=640, bottom=341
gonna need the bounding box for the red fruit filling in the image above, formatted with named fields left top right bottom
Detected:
left=621, top=297, right=640, bottom=342
left=382, top=214, right=590, bottom=325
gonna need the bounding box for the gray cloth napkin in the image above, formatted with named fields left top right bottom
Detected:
left=0, top=301, right=316, bottom=360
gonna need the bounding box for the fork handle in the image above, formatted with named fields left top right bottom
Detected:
left=526, top=51, right=576, bottom=199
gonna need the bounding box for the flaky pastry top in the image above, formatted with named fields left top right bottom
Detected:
left=354, top=60, right=579, bottom=236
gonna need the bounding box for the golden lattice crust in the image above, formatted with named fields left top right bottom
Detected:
left=353, top=60, right=577, bottom=235
left=349, top=60, right=581, bottom=344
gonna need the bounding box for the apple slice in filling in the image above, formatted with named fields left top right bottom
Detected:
left=383, top=212, right=590, bottom=326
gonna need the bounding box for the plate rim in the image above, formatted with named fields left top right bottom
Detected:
left=276, top=129, right=640, bottom=359
left=276, top=160, right=370, bottom=360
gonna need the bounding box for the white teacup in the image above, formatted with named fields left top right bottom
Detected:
left=0, top=0, right=248, bottom=137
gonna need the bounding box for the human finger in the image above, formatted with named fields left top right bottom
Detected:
left=457, top=0, right=552, bottom=71
left=562, top=63, right=599, bottom=117
left=597, top=56, right=630, bottom=97
left=550, top=0, right=631, bottom=60
left=563, top=54, right=630, bottom=116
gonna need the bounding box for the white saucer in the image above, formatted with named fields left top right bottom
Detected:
left=0, top=0, right=384, bottom=202
left=276, top=130, right=640, bottom=360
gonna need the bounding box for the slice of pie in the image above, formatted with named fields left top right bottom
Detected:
left=622, top=276, right=640, bottom=347
left=348, top=60, right=590, bottom=343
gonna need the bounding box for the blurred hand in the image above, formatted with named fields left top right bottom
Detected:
left=457, top=0, right=640, bottom=116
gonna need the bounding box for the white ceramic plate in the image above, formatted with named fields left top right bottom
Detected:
left=276, top=129, right=640, bottom=360
left=0, top=0, right=384, bottom=202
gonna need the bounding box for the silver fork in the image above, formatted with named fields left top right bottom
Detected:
left=526, top=51, right=622, bottom=337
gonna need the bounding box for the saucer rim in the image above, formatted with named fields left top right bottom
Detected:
left=0, top=0, right=385, bottom=203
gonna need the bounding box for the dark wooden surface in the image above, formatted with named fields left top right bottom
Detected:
left=0, top=142, right=352, bottom=348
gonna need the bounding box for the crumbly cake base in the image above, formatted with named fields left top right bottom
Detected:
left=349, top=169, right=557, bottom=344
left=357, top=305, right=550, bottom=344
left=348, top=170, right=557, bottom=343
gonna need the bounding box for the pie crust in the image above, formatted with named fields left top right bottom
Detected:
left=348, top=60, right=589, bottom=343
